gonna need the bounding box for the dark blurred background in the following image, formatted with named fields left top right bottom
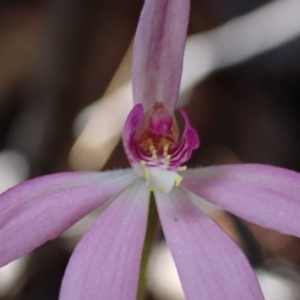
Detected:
left=1, top=0, right=300, bottom=299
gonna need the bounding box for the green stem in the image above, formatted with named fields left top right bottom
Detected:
left=136, top=193, right=159, bottom=300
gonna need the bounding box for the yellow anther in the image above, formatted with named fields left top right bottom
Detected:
left=140, top=160, right=146, bottom=166
left=179, top=165, right=187, bottom=171
left=150, top=147, right=157, bottom=160
left=164, top=154, right=171, bottom=166
left=175, top=174, right=183, bottom=186
left=163, top=143, right=169, bottom=152
left=147, top=144, right=156, bottom=160
left=163, top=144, right=169, bottom=157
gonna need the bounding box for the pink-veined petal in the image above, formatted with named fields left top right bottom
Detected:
left=59, top=179, right=149, bottom=300
left=169, top=108, right=200, bottom=164
left=181, top=164, right=300, bottom=238
left=0, top=169, right=137, bottom=267
left=155, top=188, right=263, bottom=300
left=133, top=0, right=190, bottom=112
left=122, top=103, right=144, bottom=175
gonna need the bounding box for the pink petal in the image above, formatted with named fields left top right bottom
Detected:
left=122, top=103, right=145, bottom=174
left=0, top=169, right=138, bottom=267
left=155, top=188, right=263, bottom=300
left=133, top=0, right=190, bottom=112
left=181, top=164, right=300, bottom=238
left=170, top=108, right=200, bottom=164
left=59, top=179, right=149, bottom=300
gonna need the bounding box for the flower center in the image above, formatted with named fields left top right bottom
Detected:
left=123, top=102, right=199, bottom=193
left=135, top=103, right=177, bottom=144
left=130, top=102, right=198, bottom=193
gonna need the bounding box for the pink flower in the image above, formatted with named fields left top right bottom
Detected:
left=1, top=0, right=300, bottom=299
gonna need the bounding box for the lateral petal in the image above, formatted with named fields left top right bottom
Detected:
left=0, top=169, right=137, bottom=267
left=133, top=0, right=190, bottom=112
left=122, top=103, right=145, bottom=175
left=181, top=164, right=300, bottom=237
left=59, top=179, right=149, bottom=300
left=156, top=188, right=263, bottom=300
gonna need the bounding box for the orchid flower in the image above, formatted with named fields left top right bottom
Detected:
left=1, top=0, right=300, bottom=299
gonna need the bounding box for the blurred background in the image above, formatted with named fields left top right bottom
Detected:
left=1, top=0, right=300, bottom=299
